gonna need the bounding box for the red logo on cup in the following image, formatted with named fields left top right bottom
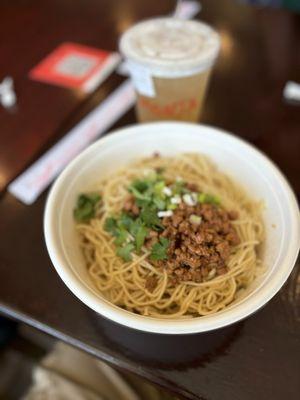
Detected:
left=140, top=97, right=197, bottom=117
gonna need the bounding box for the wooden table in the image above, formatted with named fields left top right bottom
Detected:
left=0, top=1, right=300, bottom=399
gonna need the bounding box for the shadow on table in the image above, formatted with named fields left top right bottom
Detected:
left=91, top=315, right=243, bottom=370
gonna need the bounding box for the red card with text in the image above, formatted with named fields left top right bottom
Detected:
left=29, top=42, right=120, bottom=92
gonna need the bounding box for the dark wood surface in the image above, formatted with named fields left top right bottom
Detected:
left=0, top=0, right=171, bottom=192
left=0, top=1, right=300, bottom=399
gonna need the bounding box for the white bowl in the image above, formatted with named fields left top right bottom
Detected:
left=44, top=122, right=300, bottom=334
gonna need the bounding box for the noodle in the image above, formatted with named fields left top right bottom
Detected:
left=76, top=154, right=264, bottom=318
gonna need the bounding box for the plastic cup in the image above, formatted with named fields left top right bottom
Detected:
left=119, top=18, right=220, bottom=122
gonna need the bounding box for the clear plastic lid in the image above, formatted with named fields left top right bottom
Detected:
left=119, top=18, right=220, bottom=77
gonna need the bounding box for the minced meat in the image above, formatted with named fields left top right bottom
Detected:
left=123, top=193, right=240, bottom=285
left=154, top=202, right=240, bottom=284
left=145, top=276, right=158, bottom=292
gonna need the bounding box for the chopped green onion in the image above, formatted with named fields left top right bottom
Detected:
left=183, top=193, right=197, bottom=206
left=198, top=193, right=220, bottom=205
left=206, top=194, right=220, bottom=205
left=153, top=181, right=165, bottom=195
left=189, top=214, right=202, bottom=225
left=170, top=195, right=181, bottom=205
left=157, top=210, right=173, bottom=218
left=167, top=203, right=177, bottom=210
left=198, top=193, right=206, bottom=203
left=162, top=187, right=172, bottom=196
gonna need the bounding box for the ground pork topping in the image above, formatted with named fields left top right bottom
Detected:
left=148, top=202, right=240, bottom=284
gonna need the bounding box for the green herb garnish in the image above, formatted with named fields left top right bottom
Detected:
left=171, top=180, right=188, bottom=196
left=140, top=205, right=163, bottom=230
left=130, top=179, right=151, bottom=193
left=103, top=169, right=222, bottom=264
left=114, top=228, right=128, bottom=246
left=104, top=213, right=148, bottom=257
left=150, top=237, right=169, bottom=261
left=153, top=197, right=166, bottom=210
left=153, top=180, right=165, bottom=195
left=135, top=198, right=151, bottom=208
left=128, top=185, right=151, bottom=201
left=167, top=203, right=177, bottom=210
left=104, top=217, right=118, bottom=233
left=116, top=243, right=135, bottom=262
left=198, top=193, right=220, bottom=205
left=74, top=193, right=101, bottom=222
left=119, top=213, right=134, bottom=230
left=135, top=225, right=148, bottom=252
left=104, top=171, right=172, bottom=261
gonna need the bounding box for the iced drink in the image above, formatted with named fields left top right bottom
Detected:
left=119, top=18, right=220, bottom=122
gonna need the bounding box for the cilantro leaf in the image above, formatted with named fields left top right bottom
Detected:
left=160, top=237, right=169, bottom=247
left=153, top=197, right=166, bottom=210
left=140, top=205, right=163, bottom=230
left=114, top=229, right=128, bottom=246
left=104, top=217, right=118, bottom=234
left=131, top=179, right=151, bottom=193
left=128, top=218, right=141, bottom=236
left=74, top=202, right=93, bottom=222
left=118, top=213, right=134, bottom=230
left=105, top=214, right=135, bottom=239
left=116, top=243, right=134, bottom=262
left=136, top=198, right=151, bottom=208
left=74, top=193, right=101, bottom=222
left=128, top=186, right=151, bottom=201
left=86, top=193, right=101, bottom=205
left=106, top=214, right=148, bottom=256
left=119, top=217, right=148, bottom=252
left=150, top=237, right=169, bottom=261
left=135, top=225, right=148, bottom=252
